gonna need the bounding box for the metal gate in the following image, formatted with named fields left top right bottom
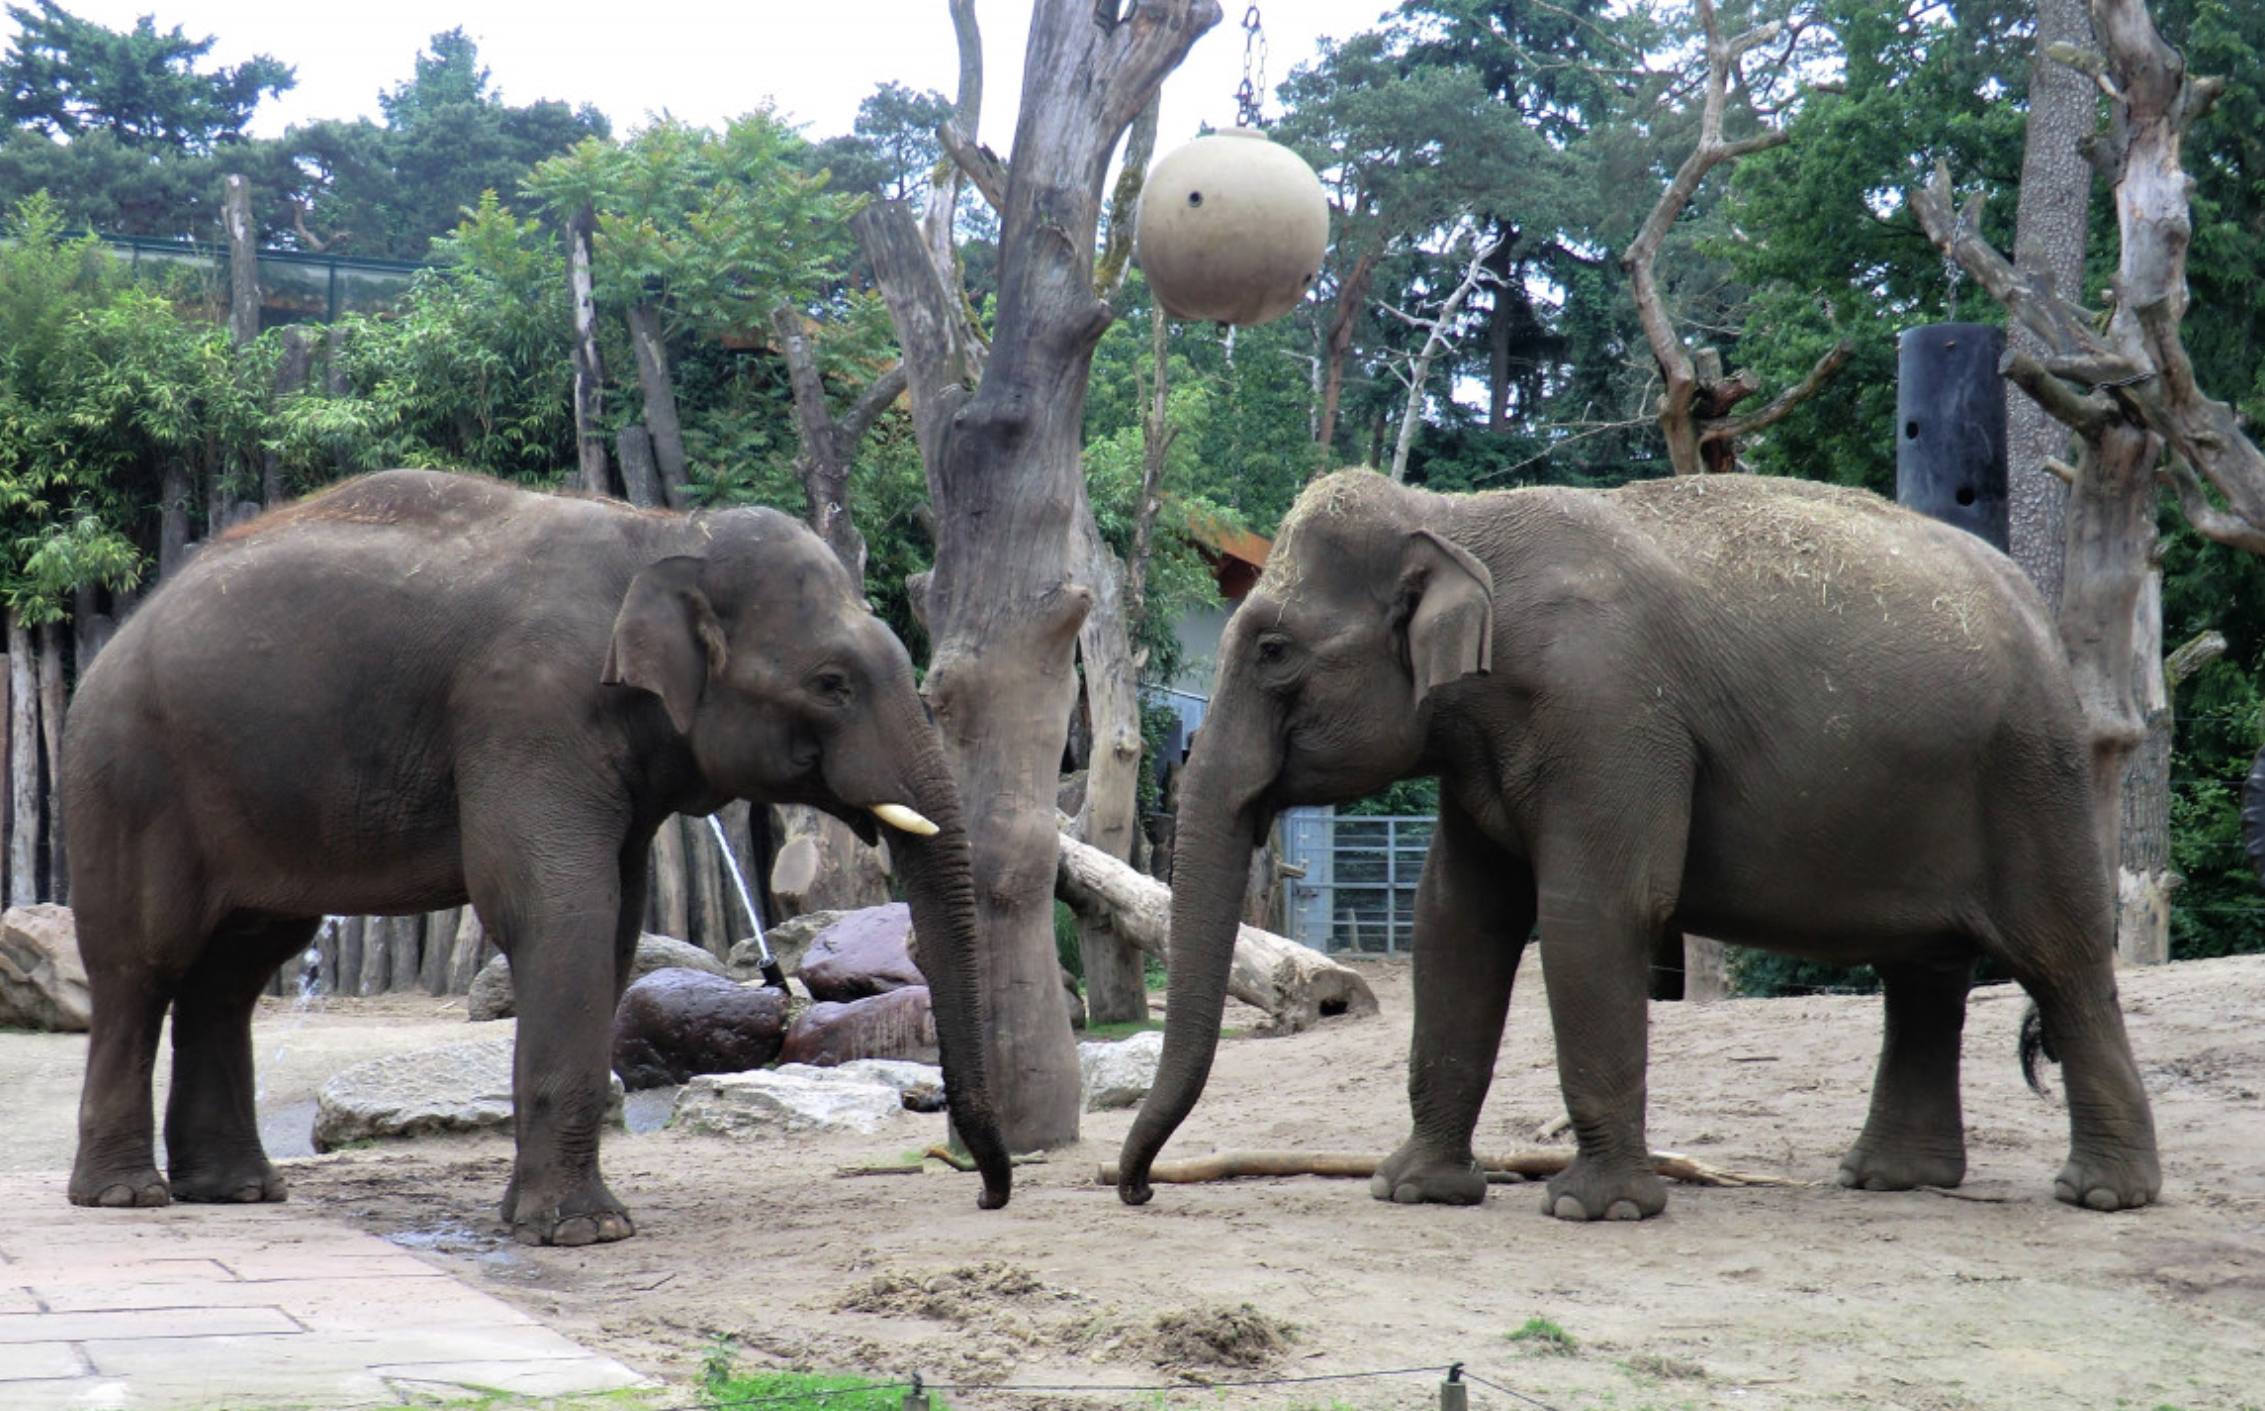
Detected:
left=1279, top=809, right=1434, bottom=955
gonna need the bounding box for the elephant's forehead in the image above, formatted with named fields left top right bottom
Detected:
left=1263, top=471, right=1412, bottom=593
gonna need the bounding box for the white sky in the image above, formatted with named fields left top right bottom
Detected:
left=27, top=2, right=1396, bottom=151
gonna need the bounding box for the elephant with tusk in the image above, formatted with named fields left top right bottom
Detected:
left=64, top=469, right=1010, bottom=1245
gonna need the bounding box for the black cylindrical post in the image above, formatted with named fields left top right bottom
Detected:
left=1896, top=322, right=2009, bottom=550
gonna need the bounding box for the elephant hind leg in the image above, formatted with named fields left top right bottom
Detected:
left=163, top=914, right=317, bottom=1204
left=70, top=897, right=197, bottom=1209
left=1984, top=908, right=2160, bottom=1210
left=1838, top=951, right=1973, bottom=1193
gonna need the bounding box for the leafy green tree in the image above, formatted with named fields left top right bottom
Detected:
left=1274, top=27, right=1557, bottom=460
left=288, top=30, right=607, bottom=259
left=0, top=2, right=299, bottom=242
left=2, top=0, right=290, bottom=149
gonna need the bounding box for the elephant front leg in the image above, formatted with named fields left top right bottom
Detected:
left=1373, top=806, right=1533, bottom=1207
left=1838, top=955, right=1971, bottom=1192
left=474, top=844, right=637, bottom=1247
left=70, top=977, right=173, bottom=1209
left=1536, top=896, right=1668, bottom=1223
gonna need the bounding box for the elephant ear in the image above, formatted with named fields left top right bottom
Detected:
left=601, top=556, right=730, bottom=734
left=1403, top=529, right=1494, bottom=700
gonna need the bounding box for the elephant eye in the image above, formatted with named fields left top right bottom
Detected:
left=811, top=669, right=852, bottom=704
left=1255, top=634, right=1290, bottom=666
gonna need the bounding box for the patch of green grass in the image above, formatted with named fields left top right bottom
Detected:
left=703, top=1370, right=928, bottom=1411
left=1507, top=1315, right=1579, bottom=1356
left=1084, top=1018, right=1165, bottom=1042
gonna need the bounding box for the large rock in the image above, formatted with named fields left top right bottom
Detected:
left=0, top=904, right=90, bottom=1032
left=671, top=1066, right=906, bottom=1137
left=467, top=932, right=725, bottom=1022
left=796, top=904, right=922, bottom=1003
left=611, top=968, right=788, bottom=1091
left=780, top=986, right=937, bottom=1067
left=724, top=909, right=842, bottom=982
left=1080, top=1029, right=1165, bottom=1111
left=312, top=1037, right=625, bottom=1151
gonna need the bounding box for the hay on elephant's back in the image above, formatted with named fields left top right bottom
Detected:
left=1616, top=475, right=1994, bottom=643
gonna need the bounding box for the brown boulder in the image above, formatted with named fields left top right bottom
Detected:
left=780, top=986, right=938, bottom=1067
left=797, top=904, right=924, bottom=1003
left=611, top=968, right=789, bottom=1090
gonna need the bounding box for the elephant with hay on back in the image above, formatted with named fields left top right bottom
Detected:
left=1119, top=468, right=2159, bottom=1222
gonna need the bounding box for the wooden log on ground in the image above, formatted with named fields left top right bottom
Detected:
left=1055, top=831, right=1377, bottom=1032
left=1095, top=1150, right=1810, bottom=1189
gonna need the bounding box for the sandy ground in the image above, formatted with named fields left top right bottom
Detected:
left=8, top=955, right=2264, bottom=1411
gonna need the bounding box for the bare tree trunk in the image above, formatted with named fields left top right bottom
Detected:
left=2059, top=421, right=2159, bottom=871
left=768, top=805, right=891, bottom=918
left=1388, top=222, right=1501, bottom=482
left=387, top=914, right=421, bottom=993
left=38, top=623, right=64, bottom=904
left=1057, top=831, right=1377, bottom=1033
left=420, top=909, right=460, bottom=994
left=870, top=0, right=1218, bottom=1151
left=159, top=458, right=195, bottom=581
left=625, top=302, right=691, bottom=509
left=7, top=615, right=37, bottom=903
left=617, top=425, right=663, bottom=511
left=651, top=815, right=690, bottom=941
left=1071, top=514, right=1150, bottom=1025
left=2005, top=0, right=2096, bottom=610
left=2116, top=573, right=2171, bottom=965
left=446, top=909, right=487, bottom=995
left=356, top=914, right=389, bottom=997
left=567, top=203, right=612, bottom=497
left=224, top=173, right=260, bottom=349
left=1315, top=251, right=1376, bottom=458
left=263, top=327, right=313, bottom=507
left=335, top=916, right=363, bottom=998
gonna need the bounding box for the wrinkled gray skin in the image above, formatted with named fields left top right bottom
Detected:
left=65, top=471, right=1009, bottom=1245
left=1121, top=470, right=2159, bottom=1221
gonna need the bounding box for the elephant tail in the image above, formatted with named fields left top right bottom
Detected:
left=2018, top=1002, right=2059, bottom=1096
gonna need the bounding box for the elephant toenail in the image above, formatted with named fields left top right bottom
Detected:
left=2084, top=1187, right=2121, bottom=1212
left=1607, top=1199, right=1643, bottom=1221
left=1550, top=1194, right=1588, bottom=1221
left=1392, top=1184, right=1425, bottom=1204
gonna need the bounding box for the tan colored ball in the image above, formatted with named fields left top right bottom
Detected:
left=1136, top=128, right=1330, bottom=327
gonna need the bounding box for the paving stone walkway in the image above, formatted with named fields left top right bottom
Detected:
left=0, top=1172, right=651, bottom=1409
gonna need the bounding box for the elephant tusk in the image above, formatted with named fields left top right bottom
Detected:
left=871, top=802, right=940, bottom=837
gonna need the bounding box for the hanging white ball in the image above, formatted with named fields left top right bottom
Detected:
left=1136, top=128, right=1330, bottom=327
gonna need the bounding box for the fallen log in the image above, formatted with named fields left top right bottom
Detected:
left=1095, top=1150, right=1810, bottom=1189
left=1055, top=831, right=1377, bottom=1032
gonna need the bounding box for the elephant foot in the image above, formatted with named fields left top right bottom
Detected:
left=503, top=1175, right=636, bottom=1246
left=1369, top=1140, right=1487, bottom=1206
left=1835, top=1141, right=1964, bottom=1193
left=69, top=1164, right=170, bottom=1209
left=2052, top=1148, right=2160, bottom=1212
left=1541, top=1156, right=1667, bottom=1222
left=514, top=1208, right=635, bottom=1247
left=170, top=1162, right=288, bottom=1204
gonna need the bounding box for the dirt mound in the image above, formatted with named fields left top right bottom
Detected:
left=1149, top=1303, right=1296, bottom=1370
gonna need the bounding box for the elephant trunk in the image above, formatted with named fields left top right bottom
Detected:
left=1117, top=681, right=1276, bottom=1205
left=890, top=767, right=1012, bottom=1209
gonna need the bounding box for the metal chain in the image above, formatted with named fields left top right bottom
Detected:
left=1235, top=3, right=1268, bottom=128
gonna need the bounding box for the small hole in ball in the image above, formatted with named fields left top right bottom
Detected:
left=1956, top=486, right=1976, bottom=507
left=1187, top=191, right=1204, bottom=207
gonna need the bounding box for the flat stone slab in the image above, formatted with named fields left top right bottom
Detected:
left=313, top=1037, right=624, bottom=1151
left=0, top=1171, right=650, bottom=1409
left=671, top=1066, right=910, bottom=1136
